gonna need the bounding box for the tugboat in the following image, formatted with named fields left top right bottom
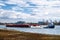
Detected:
left=44, top=20, right=55, bottom=28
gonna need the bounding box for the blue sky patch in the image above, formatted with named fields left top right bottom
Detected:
left=1, top=4, right=17, bottom=10
left=27, top=2, right=37, bottom=6
left=0, top=0, right=8, bottom=1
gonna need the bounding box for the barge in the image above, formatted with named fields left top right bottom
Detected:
left=6, top=24, right=30, bottom=28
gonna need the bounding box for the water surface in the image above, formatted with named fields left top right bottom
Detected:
left=0, top=25, right=60, bottom=35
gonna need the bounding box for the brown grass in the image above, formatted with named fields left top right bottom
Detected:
left=0, top=29, right=60, bottom=40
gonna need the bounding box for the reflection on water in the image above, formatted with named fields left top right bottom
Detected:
left=0, top=25, right=60, bottom=35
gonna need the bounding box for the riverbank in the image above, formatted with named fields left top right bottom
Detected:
left=0, top=29, right=60, bottom=40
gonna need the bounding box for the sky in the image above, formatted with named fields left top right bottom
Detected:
left=0, top=0, right=60, bottom=23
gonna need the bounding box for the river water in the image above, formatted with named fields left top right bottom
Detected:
left=0, top=25, right=60, bottom=35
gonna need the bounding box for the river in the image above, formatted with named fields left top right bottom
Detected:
left=0, top=25, right=60, bottom=35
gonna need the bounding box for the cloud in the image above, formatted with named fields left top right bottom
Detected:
left=0, top=0, right=60, bottom=22
left=0, top=3, right=5, bottom=6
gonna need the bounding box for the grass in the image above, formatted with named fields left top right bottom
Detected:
left=0, top=29, right=60, bottom=40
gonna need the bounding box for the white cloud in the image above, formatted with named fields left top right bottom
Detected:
left=0, top=0, right=60, bottom=22
left=0, top=9, right=31, bottom=19
left=0, top=3, right=5, bottom=6
left=5, top=0, right=29, bottom=7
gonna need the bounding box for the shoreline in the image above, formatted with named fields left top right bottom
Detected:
left=0, top=29, right=60, bottom=40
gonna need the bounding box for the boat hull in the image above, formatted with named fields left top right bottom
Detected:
left=6, top=24, right=30, bottom=28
